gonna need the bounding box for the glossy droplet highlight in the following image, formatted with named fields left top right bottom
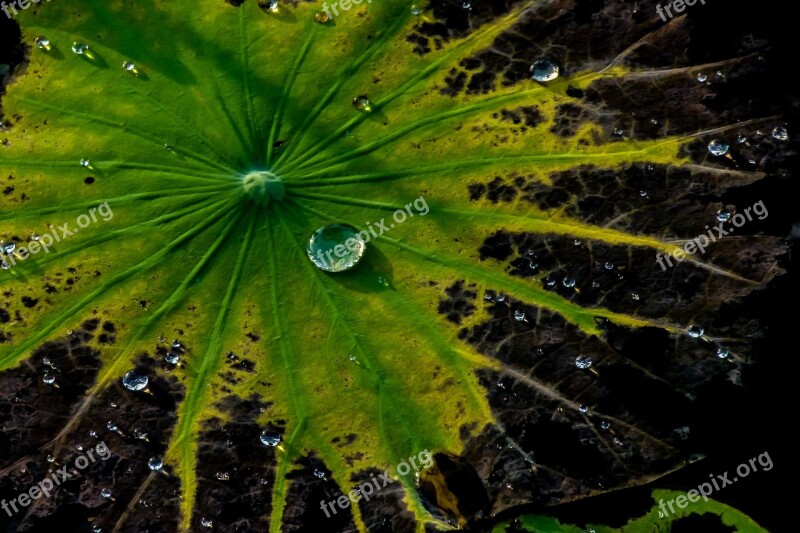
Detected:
left=772, top=126, right=788, bottom=141
left=122, top=61, right=139, bottom=76
left=578, top=404, right=589, bottom=414
left=101, top=488, right=112, bottom=498
left=687, top=325, right=704, bottom=338
left=575, top=355, right=593, bottom=369
left=716, top=347, right=730, bottom=359
left=34, top=36, right=51, bottom=50
left=314, top=11, right=330, bottom=23
left=716, top=209, right=732, bottom=222
left=707, top=139, right=730, bottom=157
left=42, top=373, right=55, bottom=385
left=122, top=370, right=148, bottom=391
left=513, top=310, right=526, bottom=322
left=147, top=457, right=163, bottom=471
left=530, top=59, right=559, bottom=82
left=352, top=95, right=372, bottom=112
left=201, top=517, right=213, bottom=528
left=80, top=159, right=92, bottom=168
left=307, top=224, right=366, bottom=273
left=165, top=353, right=180, bottom=365
left=72, top=42, right=89, bottom=55
left=411, top=4, right=423, bottom=15
left=260, top=430, right=281, bottom=447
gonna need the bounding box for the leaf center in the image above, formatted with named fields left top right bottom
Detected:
left=242, top=171, right=286, bottom=205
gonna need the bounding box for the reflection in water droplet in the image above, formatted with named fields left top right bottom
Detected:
left=34, top=36, right=51, bottom=50
left=716, top=209, right=732, bottom=222
left=307, top=224, right=366, bottom=273
left=707, top=139, right=730, bottom=156
left=165, top=353, right=180, bottom=365
left=462, top=1, right=471, bottom=8
left=604, top=262, right=614, bottom=270
left=122, top=370, right=148, bottom=391
left=260, top=430, right=281, bottom=447
left=101, top=488, right=112, bottom=498
left=147, top=457, right=163, bottom=471
left=352, top=95, right=372, bottom=112
left=72, top=42, right=89, bottom=55
left=42, top=373, right=55, bottom=385
left=530, top=59, right=559, bottom=82
left=696, top=73, right=707, bottom=83
left=772, top=126, right=789, bottom=141
left=575, top=355, right=592, bottom=369
left=262, top=0, right=279, bottom=12
left=631, top=293, right=640, bottom=301
left=687, top=325, right=704, bottom=338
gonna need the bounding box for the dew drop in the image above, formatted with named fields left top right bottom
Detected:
left=262, top=0, right=279, bottom=12
left=513, top=310, right=526, bottom=322
left=72, top=42, right=89, bottom=55
left=101, top=488, right=112, bottom=499
left=530, top=59, right=559, bottom=82
left=122, top=61, right=138, bottom=76
left=106, top=420, right=118, bottom=432
left=122, top=370, right=148, bottom=391
left=411, top=4, right=423, bottom=15
left=313, top=468, right=325, bottom=479
left=687, top=325, right=704, bottom=338
left=631, top=292, right=640, bottom=301
left=591, top=280, right=600, bottom=288
left=716, top=209, right=732, bottom=222
left=158, top=335, right=166, bottom=343
left=600, top=421, right=611, bottom=430
left=172, top=339, right=182, bottom=349
left=707, top=139, right=729, bottom=156
left=307, top=224, right=366, bottom=273
left=201, top=517, right=213, bottom=528
left=259, top=430, right=281, bottom=447
left=578, top=404, right=589, bottom=414
left=314, top=10, right=330, bottom=23
left=215, top=471, right=230, bottom=481
left=133, top=428, right=148, bottom=440
left=575, top=355, right=593, bottom=369
left=34, top=36, right=51, bottom=50
left=716, top=347, right=730, bottom=359
left=696, top=73, right=708, bottom=83
left=604, top=262, right=614, bottom=270
left=639, top=190, right=648, bottom=197
left=147, top=457, right=163, bottom=471
left=462, top=1, right=471, bottom=8
left=352, top=95, right=372, bottom=112
left=89, top=429, right=98, bottom=438
left=42, top=373, right=55, bottom=385
left=772, top=126, right=789, bottom=141
left=3, top=242, right=16, bottom=254
left=165, top=353, right=180, bottom=365
left=348, top=353, right=357, bottom=362
left=80, top=159, right=92, bottom=168
left=46, top=454, right=55, bottom=463
left=737, top=133, right=748, bottom=144
left=562, top=277, right=576, bottom=288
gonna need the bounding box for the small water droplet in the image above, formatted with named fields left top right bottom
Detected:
left=314, top=10, right=330, bottom=23
left=600, top=421, right=611, bottom=430
left=71, top=42, right=89, bottom=55
left=604, top=262, right=614, bottom=270
left=411, top=4, right=423, bottom=15
left=716, top=209, right=732, bottom=222
left=262, top=0, right=279, bottom=12
left=313, top=468, right=325, bottom=479
left=122, top=61, right=138, bottom=76
left=613, top=437, right=623, bottom=445
left=461, top=1, right=471, bottom=8
left=215, top=471, right=230, bottom=481
left=89, top=429, right=98, bottom=438
left=307, top=224, right=366, bottom=273
left=165, top=353, right=180, bottom=365
left=736, top=133, right=748, bottom=144
left=591, top=280, right=600, bottom=288
left=133, top=428, right=148, bottom=440
left=639, top=190, right=648, bottom=197
left=575, top=355, right=593, bottom=369
left=687, top=325, right=704, bottom=338
left=260, top=477, right=269, bottom=485
left=528, top=261, right=538, bottom=270
left=93, top=527, right=102, bottom=533
left=513, top=310, right=526, bottom=322
left=496, top=294, right=506, bottom=302
left=34, top=36, right=51, bottom=50
left=46, top=454, right=56, bottom=462
left=164, top=144, right=174, bottom=152
left=147, top=457, right=163, bottom=471
left=76, top=445, right=84, bottom=451
left=122, top=370, right=148, bottom=391
left=101, top=488, right=112, bottom=498
left=352, top=95, right=372, bottom=112
left=3, top=242, right=15, bottom=254
left=650, top=118, right=659, bottom=126
left=562, top=277, right=576, bottom=288
left=696, top=73, right=708, bottom=83
left=348, top=353, right=357, bottom=362
left=172, top=339, right=182, bottom=349
left=42, top=373, right=55, bottom=385
left=201, top=517, right=213, bottom=528
left=530, top=59, right=559, bottom=82
left=631, top=292, right=640, bottom=301
left=260, top=430, right=281, bottom=447
left=80, top=159, right=92, bottom=168
left=772, top=126, right=789, bottom=141
left=578, top=404, right=589, bottom=414
left=707, top=139, right=730, bottom=157
left=716, top=347, right=730, bottom=359
left=545, top=277, right=556, bottom=287
left=106, top=420, right=118, bottom=432
left=573, top=239, right=582, bottom=246
left=713, top=70, right=727, bottom=82
left=612, top=128, right=624, bottom=137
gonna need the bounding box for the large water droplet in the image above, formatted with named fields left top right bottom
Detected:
left=575, top=355, right=593, bottom=369
left=34, top=36, right=51, bottom=50
left=260, top=430, right=281, bottom=447
left=307, top=224, right=366, bottom=273
left=530, top=59, right=559, bottom=82
left=122, top=370, right=148, bottom=391
left=71, top=42, right=89, bottom=55
left=147, top=457, right=163, bottom=471
left=687, top=325, right=704, bottom=338
left=707, top=139, right=730, bottom=157
left=772, top=126, right=789, bottom=141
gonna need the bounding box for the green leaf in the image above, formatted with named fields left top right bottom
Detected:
left=491, top=489, right=768, bottom=533
left=0, top=0, right=786, bottom=531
